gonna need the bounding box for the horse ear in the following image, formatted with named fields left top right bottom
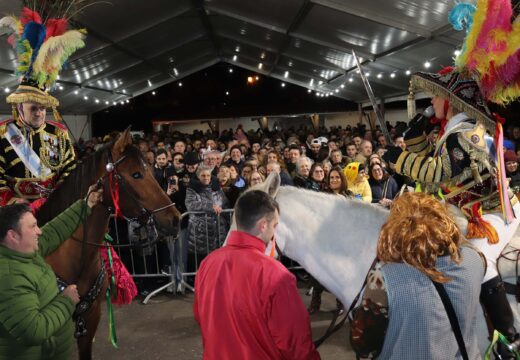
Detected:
left=114, top=127, right=132, bottom=155
left=264, top=172, right=281, bottom=198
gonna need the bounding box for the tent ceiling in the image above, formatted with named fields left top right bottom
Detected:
left=0, top=0, right=464, bottom=115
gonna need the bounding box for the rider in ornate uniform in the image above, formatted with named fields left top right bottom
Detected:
left=0, top=6, right=86, bottom=210
left=384, top=1, right=520, bottom=357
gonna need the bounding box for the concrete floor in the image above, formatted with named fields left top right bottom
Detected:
left=85, top=285, right=357, bottom=360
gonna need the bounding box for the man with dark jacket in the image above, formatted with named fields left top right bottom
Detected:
left=0, top=185, right=103, bottom=359
left=153, top=148, right=176, bottom=191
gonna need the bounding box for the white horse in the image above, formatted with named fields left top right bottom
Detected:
left=229, top=172, right=520, bottom=355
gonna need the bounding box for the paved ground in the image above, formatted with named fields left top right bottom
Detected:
left=82, top=284, right=357, bottom=360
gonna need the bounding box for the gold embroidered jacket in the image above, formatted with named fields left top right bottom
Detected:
left=0, top=118, right=76, bottom=205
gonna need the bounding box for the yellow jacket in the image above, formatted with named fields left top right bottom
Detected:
left=347, top=177, right=372, bottom=202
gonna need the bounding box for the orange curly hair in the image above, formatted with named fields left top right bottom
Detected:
left=377, top=192, right=463, bottom=283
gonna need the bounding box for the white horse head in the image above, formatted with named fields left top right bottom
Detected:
left=229, top=172, right=389, bottom=307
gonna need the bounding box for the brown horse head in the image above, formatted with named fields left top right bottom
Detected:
left=106, top=128, right=180, bottom=235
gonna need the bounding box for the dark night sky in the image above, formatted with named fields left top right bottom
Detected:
left=91, top=62, right=358, bottom=136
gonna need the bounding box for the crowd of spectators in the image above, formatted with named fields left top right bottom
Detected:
left=74, top=120, right=520, bottom=296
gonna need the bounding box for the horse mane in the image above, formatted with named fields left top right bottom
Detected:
left=36, top=143, right=111, bottom=226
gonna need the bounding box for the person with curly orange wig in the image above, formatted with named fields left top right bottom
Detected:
left=350, top=192, right=485, bottom=359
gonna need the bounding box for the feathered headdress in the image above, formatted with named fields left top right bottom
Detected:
left=449, top=0, right=518, bottom=224
left=0, top=1, right=89, bottom=119
left=450, top=0, right=520, bottom=105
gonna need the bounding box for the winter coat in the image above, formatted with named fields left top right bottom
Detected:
left=347, top=178, right=372, bottom=202
left=0, top=200, right=90, bottom=360
left=194, top=231, right=320, bottom=360
left=185, top=179, right=229, bottom=254
left=369, top=176, right=399, bottom=203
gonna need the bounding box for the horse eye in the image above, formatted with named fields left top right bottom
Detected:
left=132, top=172, right=143, bottom=179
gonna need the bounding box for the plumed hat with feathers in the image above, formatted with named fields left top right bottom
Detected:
left=0, top=0, right=90, bottom=120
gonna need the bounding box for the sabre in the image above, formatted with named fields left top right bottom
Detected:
left=351, top=50, right=392, bottom=145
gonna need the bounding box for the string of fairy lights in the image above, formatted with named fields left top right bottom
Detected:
left=1, top=49, right=461, bottom=105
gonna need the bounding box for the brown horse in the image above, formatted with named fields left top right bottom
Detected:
left=36, top=129, right=180, bottom=360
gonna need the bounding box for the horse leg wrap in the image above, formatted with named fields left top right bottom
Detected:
left=481, top=276, right=520, bottom=359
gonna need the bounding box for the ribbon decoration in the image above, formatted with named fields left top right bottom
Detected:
left=494, top=121, right=515, bottom=224
left=484, top=330, right=520, bottom=359
left=108, top=172, right=122, bottom=219
left=104, top=234, right=118, bottom=348
left=269, top=237, right=277, bottom=258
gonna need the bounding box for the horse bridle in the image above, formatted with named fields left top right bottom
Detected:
left=99, top=149, right=177, bottom=225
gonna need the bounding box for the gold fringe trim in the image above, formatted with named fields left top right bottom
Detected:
left=6, top=85, right=59, bottom=107
left=410, top=75, right=496, bottom=135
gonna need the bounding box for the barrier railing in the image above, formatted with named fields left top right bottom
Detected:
left=107, top=209, right=303, bottom=304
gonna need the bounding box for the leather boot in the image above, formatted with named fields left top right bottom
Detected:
left=481, top=277, right=520, bottom=359
left=308, top=287, right=322, bottom=314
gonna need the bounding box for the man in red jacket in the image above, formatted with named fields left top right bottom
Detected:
left=194, top=190, right=320, bottom=360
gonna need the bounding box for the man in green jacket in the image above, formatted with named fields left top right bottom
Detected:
left=0, top=184, right=103, bottom=359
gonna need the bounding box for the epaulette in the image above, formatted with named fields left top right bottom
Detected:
left=0, top=118, right=14, bottom=137
left=46, top=120, right=67, bottom=132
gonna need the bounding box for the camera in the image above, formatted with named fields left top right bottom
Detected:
left=168, top=177, right=177, bottom=186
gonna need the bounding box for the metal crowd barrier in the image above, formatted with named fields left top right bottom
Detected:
left=107, top=209, right=303, bottom=304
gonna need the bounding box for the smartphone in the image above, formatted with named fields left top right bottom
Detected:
left=168, top=178, right=177, bottom=186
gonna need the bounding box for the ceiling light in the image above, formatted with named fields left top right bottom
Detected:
left=308, top=89, right=312, bottom=93
left=147, top=80, right=152, bottom=87
left=126, top=99, right=130, bottom=103
left=390, top=73, right=396, bottom=78
left=152, top=91, right=156, bottom=95
left=340, top=84, right=345, bottom=89
left=349, top=77, right=353, bottom=82
left=316, top=92, right=320, bottom=97
left=424, top=61, right=431, bottom=68
left=454, top=49, right=461, bottom=56
left=232, top=55, right=237, bottom=62
left=113, top=101, right=117, bottom=105
left=365, top=72, right=370, bottom=77
left=74, top=90, right=79, bottom=95
left=173, top=68, right=179, bottom=76
left=309, top=79, right=314, bottom=86
left=318, top=80, right=323, bottom=85
left=405, top=70, right=411, bottom=75
left=284, top=71, right=289, bottom=79
left=178, top=82, right=183, bottom=87
left=260, top=52, right=266, bottom=59
left=258, top=63, right=263, bottom=70
left=122, top=89, right=126, bottom=94
left=58, top=85, right=64, bottom=90
left=4, top=87, right=9, bottom=93
left=335, top=89, right=339, bottom=93
left=120, top=101, right=124, bottom=105
left=225, top=91, right=229, bottom=95
left=255, top=76, right=259, bottom=80
left=83, top=96, right=88, bottom=100
left=229, top=68, right=233, bottom=73
left=235, top=46, right=240, bottom=53
left=105, top=101, right=109, bottom=105
left=95, top=99, right=99, bottom=103
left=281, top=82, right=285, bottom=87
left=377, top=73, right=383, bottom=79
